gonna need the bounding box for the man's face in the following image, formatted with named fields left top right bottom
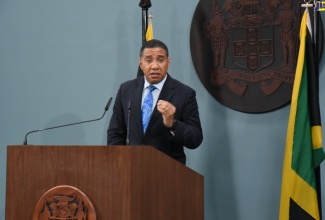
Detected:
left=139, top=47, right=170, bottom=84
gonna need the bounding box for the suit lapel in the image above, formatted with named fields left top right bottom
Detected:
left=146, top=75, right=175, bottom=133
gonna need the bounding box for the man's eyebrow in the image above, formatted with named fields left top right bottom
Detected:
left=143, top=54, right=166, bottom=58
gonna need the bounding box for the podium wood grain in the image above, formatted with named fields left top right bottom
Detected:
left=6, top=145, right=203, bottom=220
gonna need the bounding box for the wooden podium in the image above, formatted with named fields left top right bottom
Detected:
left=6, top=145, right=204, bottom=219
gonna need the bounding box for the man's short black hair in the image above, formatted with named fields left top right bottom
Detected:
left=140, top=39, right=169, bottom=58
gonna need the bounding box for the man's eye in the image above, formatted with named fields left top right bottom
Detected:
left=146, top=59, right=153, bottom=63
left=158, top=58, right=165, bottom=63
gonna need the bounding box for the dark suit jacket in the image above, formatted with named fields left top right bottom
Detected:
left=107, top=74, right=203, bottom=164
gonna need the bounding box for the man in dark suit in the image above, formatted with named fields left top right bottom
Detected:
left=107, top=39, right=203, bottom=165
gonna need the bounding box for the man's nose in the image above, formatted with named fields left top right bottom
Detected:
left=151, top=60, right=159, bottom=68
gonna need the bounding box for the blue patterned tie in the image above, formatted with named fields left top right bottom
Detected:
left=142, top=85, right=156, bottom=133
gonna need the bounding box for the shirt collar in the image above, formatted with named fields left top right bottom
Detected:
left=144, top=74, right=167, bottom=91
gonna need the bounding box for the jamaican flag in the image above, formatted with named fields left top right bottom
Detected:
left=279, top=9, right=325, bottom=220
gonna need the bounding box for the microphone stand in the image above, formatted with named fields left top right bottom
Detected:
left=126, top=101, right=132, bottom=145
left=23, top=97, right=113, bottom=145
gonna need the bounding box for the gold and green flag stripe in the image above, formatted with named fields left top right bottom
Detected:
left=279, top=10, right=325, bottom=220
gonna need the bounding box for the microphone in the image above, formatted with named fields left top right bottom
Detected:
left=23, top=97, right=113, bottom=145
left=126, top=100, right=131, bottom=145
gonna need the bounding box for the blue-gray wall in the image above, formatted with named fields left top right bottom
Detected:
left=1, top=1, right=325, bottom=219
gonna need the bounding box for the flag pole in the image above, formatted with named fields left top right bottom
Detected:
left=139, top=0, right=152, bottom=45
left=137, top=0, right=152, bottom=77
